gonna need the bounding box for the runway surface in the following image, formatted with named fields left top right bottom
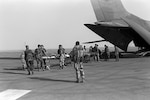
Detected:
left=0, top=58, right=150, bottom=100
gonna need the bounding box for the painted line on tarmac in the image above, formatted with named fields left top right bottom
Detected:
left=0, top=89, right=31, bottom=100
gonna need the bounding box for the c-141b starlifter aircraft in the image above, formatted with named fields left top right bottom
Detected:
left=84, top=0, right=150, bottom=52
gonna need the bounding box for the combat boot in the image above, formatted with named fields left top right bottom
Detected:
left=32, top=71, right=34, bottom=75
left=76, top=79, right=80, bottom=83
left=28, top=72, right=30, bottom=75
left=80, top=77, right=85, bottom=83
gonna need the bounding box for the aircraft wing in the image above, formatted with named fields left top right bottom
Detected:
left=84, top=22, right=133, bottom=51
left=85, top=18, right=150, bottom=51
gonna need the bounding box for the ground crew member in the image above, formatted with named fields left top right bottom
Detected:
left=98, top=48, right=102, bottom=60
left=89, top=46, right=93, bottom=61
left=114, top=46, right=119, bottom=61
left=93, top=44, right=99, bottom=61
left=104, top=45, right=109, bottom=61
left=35, top=44, right=44, bottom=71
left=20, top=51, right=26, bottom=70
left=71, top=41, right=85, bottom=83
left=83, top=46, right=88, bottom=63
left=57, top=45, right=65, bottom=69
left=24, top=45, right=34, bottom=75
left=41, top=45, right=47, bottom=69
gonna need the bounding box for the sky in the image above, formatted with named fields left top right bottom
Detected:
left=0, top=0, right=150, bottom=50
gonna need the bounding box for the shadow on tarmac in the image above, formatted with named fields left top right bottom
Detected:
left=29, top=77, right=76, bottom=83
left=3, top=67, right=23, bottom=71
left=0, top=71, right=27, bottom=75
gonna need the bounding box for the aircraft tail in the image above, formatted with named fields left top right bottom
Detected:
left=90, top=0, right=129, bottom=21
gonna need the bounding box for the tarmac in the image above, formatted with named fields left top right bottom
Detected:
left=0, top=58, right=150, bottom=100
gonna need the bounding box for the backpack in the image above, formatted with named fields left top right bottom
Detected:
left=71, top=45, right=83, bottom=62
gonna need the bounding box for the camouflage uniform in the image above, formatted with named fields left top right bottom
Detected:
left=24, top=49, right=34, bottom=75
left=72, top=45, right=85, bottom=83
left=41, top=47, right=47, bottom=69
left=114, top=46, right=119, bottom=61
left=20, top=52, right=26, bottom=70
left=35, top=48, right=44, bottom=71
left=104, top=45, right=109, bottom=61
left=58, top=48, right=65, bottom=69
left=93, top=45, right=99, bottom=61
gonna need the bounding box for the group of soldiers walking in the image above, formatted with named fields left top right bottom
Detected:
left=35, top=44, right=47, bottom=71
left=89, top=44, right=101, bottom=61
left=21, top=44, right=47, bottom=75
left=21, top=41, right=119, bottom=83
left=87, top=44, right=119, bottom=62
left=21, top=41, right=85, bottom=83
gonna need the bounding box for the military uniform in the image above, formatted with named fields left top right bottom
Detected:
left=41, top=47, right=47, bottom=69
left=58, top=48, right=65, bottom=69
left=72, top=45, right=85, bottom=83
left=35, top=48, right=44, bottom=71
left=93, top=45, right=99, bottom=61
left=20, top=52, right=26, bottom=70
left=104, top=45, right=109, bottom=61
left=114, top=46, right=119, bottom=61
left=24, top=49, right=34, bottom=75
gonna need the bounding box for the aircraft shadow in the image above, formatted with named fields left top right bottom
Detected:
left=0, top=71, right=27, bottom=75
left=29, top=77, right=76, bottom=83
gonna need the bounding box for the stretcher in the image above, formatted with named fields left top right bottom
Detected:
left=42, top=56, right=51, bottom=70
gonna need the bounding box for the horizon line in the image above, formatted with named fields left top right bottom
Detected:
left=0, top=46, right=137, bottom=52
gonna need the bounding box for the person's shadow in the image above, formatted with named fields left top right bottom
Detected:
left=3, top=67, right=23, bottom=71
left=28, top=77, right=76, bottom=83
left=0, top=71, right=27, bottom=75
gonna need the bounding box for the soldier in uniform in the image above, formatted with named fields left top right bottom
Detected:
left=57, top=45, right=65, bottom=69
left=35, top=45, right=44, bottom=71
left=24, top=45, right=34, bottom=75
left=41, top=45, right=47, bottom=70
left=114, top=46, right=119, bottom=61
left=20, top=51, right=26, bottom=70
left=104, top=45, right=110, bottom=61
left=71, top=41, right=85, bottom=83
left=93, top=44, right=99, bottom=61
left=89, top=46, right=93, bottom=61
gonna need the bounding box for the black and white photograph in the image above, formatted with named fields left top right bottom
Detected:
left=0, top=0, right=150, bottom=99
